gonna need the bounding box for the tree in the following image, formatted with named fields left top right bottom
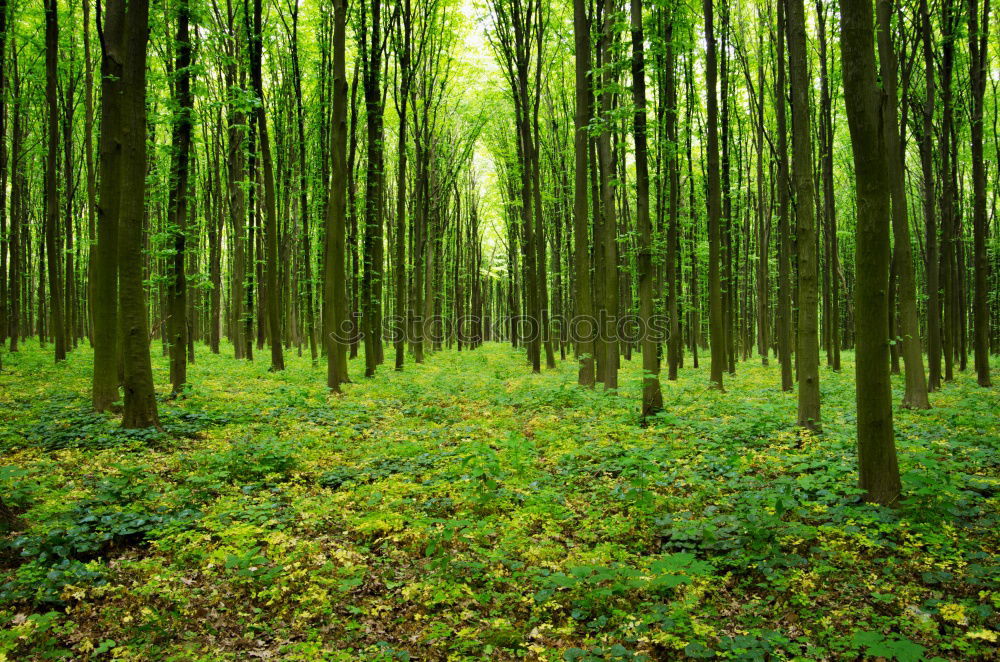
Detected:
left=919, top=0, right=941, bottom=391
left=663, top=8, right=680, bottom=381
left=838, top=0, right=901, bottom=505
left=93, top=0, right=126, bottom=411
left=967, top=0, right=991, bottom=387
left=118, top=0, right=159, bottom=429
left=251, top=0, right=284, bottom=371
left=572, top=0, right=595, bottom=387
left=0, top=0, right=8, bottom=352
left=361, top=0, right=386, bottom=377
left=393, top=0, right=414, bottom=371
left=324, top=0, right=350, bottom=391
left=786, top=0, right=820, bottom=430
left=288, top=0, right=317, bottom=365
left=595, top=0, right=618, bottom=389
left=876, top=0, right=930, bottom=408
left=815, top=0, right=839, bottom=371
left=631, top=0, right=662, bottom=419
left=167, top=0, right=196, bottom=394
left=704, top=0, right=725, bottom=390
left=44, top=0, right=66, bottom=362
left=775, top=0, right=793, bottom=392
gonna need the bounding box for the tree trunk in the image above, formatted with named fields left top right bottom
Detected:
left=290, top=0, right=317, bottom=365
left=167, top=0, right=194, bottom=393
left=787, top=0, right=820, bottom=430
left=876, top=0, right=931, bottom=407
left=919, top=0, right=941, bottom=391
left=839, top=0, right=900, bottom=505
left=44, top=0, right=66, bottom=362
left=250, top=0, right=283, bottom=371
left=775, top=0, right=793, bottom=392
left=118, top=0, right=159, bottom=429
left=573, top=0, right=595, bottom=386
left=394, top=0, right=412, bottom=372
left=93, top=0, right=125, bottom=411
left=665, top=13, right=680, bottom=380
left=704, top=0, right=725, bottom=390
left=967, top=0, right=991, bottom=387
left=631, top=0, right=662, bottom=418
left=324, top=0, right=350, bottom=391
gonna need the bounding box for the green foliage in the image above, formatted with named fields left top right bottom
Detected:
left=0, top=341, right=998, bottom=659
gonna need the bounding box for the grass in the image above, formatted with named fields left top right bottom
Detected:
left=0, top=339, right=998, bottom=660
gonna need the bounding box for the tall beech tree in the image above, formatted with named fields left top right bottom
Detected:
left=572, top=0, right=594, bottom=387
left=839, top=0, right=901, bottom=505
left=44, top=0, right=66, bottom=362
left=876, top=0, right=930, bottom=408
left=118, top=0, right=159, bottom=428
left=251, top=0, right=284, bottom=371
left=704, top=0, right=725, bottom=390
left=324, top=0, right=350, bottom=391
left=967, top=0, right=991, bottom=387
left=787, top=0, right=820, bottom=430
left=631, top=0, right=661, bottom=418
left=167, top=0, right=196, bottom=394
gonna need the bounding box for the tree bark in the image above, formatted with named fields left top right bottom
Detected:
left=967, top=0, right=992, bottom=387
left=919, top=0, right=941, bottom=391
left=118, top=0, right=159, bottom=429
left=704, top=0, right=725, bottom=390
left=876, top=0, right=931, bottom=408
left=250, top=0, right=284, bottom=371
left=839, top=0, right=901, bottom=505
left=775, top=0, right=793, bottom=392
left=573, top=0, right=594, bottom=386
left=93, top=0, right=125, bottom=411
left=324, top=0, right=350, bottom=390
left=168, top=0, right=195, bottom=393
left=787, top=0, right=820, bottom=430
left=631, top=0, right=662, bottom=418
left=44, top=0, right=66, bottom=362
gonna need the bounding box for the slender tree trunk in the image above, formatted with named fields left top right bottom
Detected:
left=839, top=0, right=900, bottom=505
left=754, top=9, right=768, bottom=367
left=573, top=0, right=594, bottom=386
left=119, top=0, right=159, bottom=429
left=967, top=0, right=991, bottom=387
left=876, top=0, right=931, bottom=407
left=665, top=13, right=680, bottom=380
left=919, top=0, right=941, bottom=391
left=250, top=0, right=283, bottom=371
left=394, top=0, right=412, bottom=371
left=93, top=0, right=125, bottom=410
left=0, top=0, right=6, bottom=352
left=6, top=45, right=19, bottom=355
left=290, top=1, right=317, bottom=365
left=83, top=0, right=98, bottom=347
left=631, top=0, right=662, bottom=418
left=787, top=0, right=820, bottom=430
left=939, top=0, right=956, bottom=383
left=815, top=0, right=840, bottom=371
left=775, top=0, right=793, bottom=391
left=324, top=0, right=350, bottom=390
left=596, top=6, right=617, bottom=389
left=167, top=0, right=194, bottom=393
left=44, top=0, right=66, bottom=362
left=361, top=0, right=385, bottom=377
left=704, top=0, right=725, bottom=390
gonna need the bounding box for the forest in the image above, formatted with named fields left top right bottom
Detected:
left=0, top=0, right=998, bottom=657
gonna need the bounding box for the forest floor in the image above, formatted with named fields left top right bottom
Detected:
left=0, top=340, right=998, bottom=661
